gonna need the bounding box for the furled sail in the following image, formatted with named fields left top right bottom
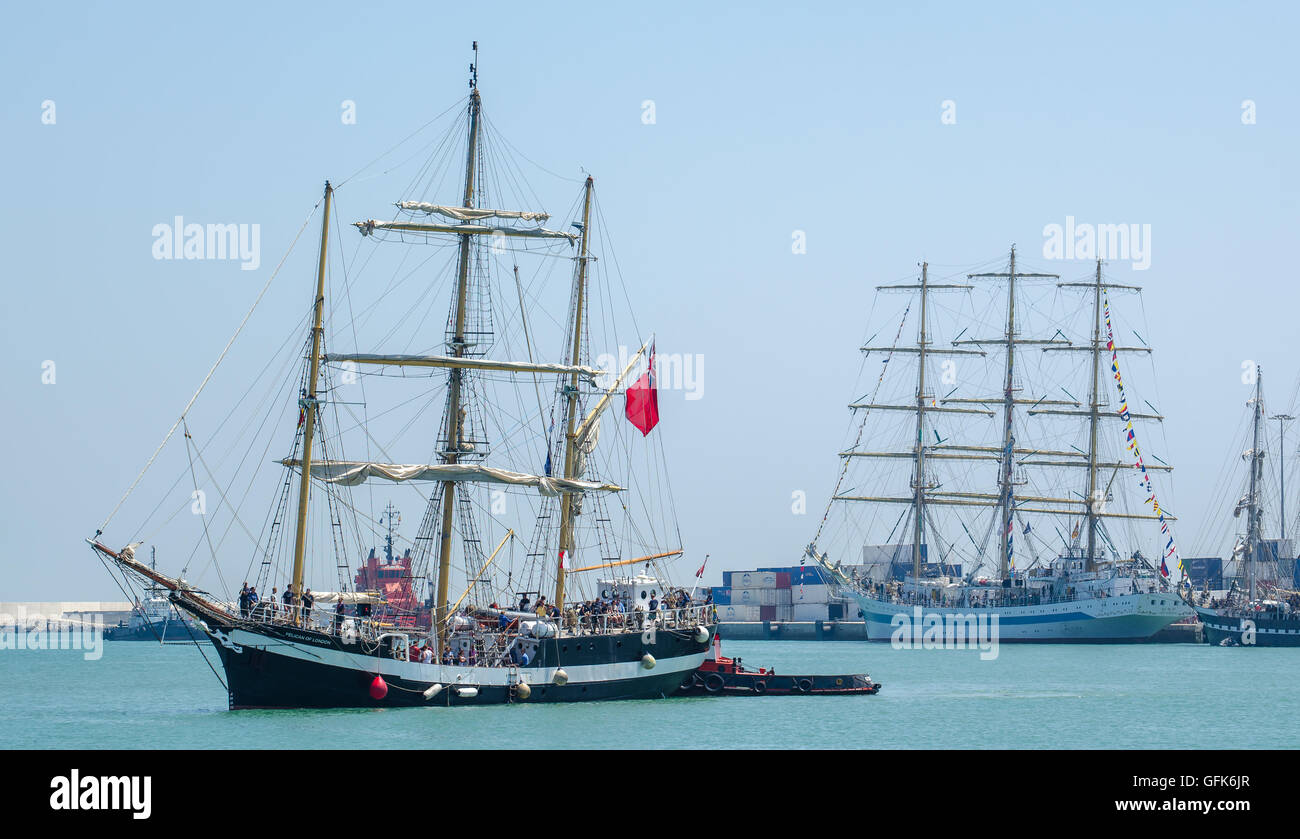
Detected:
left=396, top=202, right=549, bottom=223
left=280, top=459, right=623, bottom=495
left=323, top=353, right=604, bottom=381
left=355, top=219, right=577, bottom=242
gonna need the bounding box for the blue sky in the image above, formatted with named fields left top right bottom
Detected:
left=2, top=1, right=1298, bottom=598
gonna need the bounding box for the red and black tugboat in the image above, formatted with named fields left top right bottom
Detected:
left=676, top=631, right=881, bottom=697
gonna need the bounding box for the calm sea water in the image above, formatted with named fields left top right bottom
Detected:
left=2, top=640, right=1296, bottom=749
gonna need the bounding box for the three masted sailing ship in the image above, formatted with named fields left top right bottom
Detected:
left=807, top=248, right=1191, bottom=642
left=90, top=52, right=711, bottom=708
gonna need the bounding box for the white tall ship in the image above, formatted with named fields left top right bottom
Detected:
left=806, top=249, right=1191, bottom=642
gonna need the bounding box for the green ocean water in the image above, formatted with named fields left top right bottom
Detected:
left=2, top=640, right=1295, bottom=749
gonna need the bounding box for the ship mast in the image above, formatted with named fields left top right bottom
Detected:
left=1051, top=267, right=1167, bottom=572
left=835, top=268, right=984, bottom=577
left=1272, top=412, right=1293, bottom=545
left=835, top=252, right=1174, bottom=584
left=555, top=175, right=595, bottom=608
left=996, top=247, right=1018, bottom=578
left=1247, top=366, right=1264, bottom=602
left=434, top=68, right=482, bottom=640
left=1085, top=259, right=1104, bottom=568
left=289, top=180, right=333, bottom=621
left=910, top=263, right=930, bottom=581
left=966, top=247, right=1057, bottom=579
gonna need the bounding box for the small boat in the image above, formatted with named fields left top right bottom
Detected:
left=676, top=632, right=880, bottom=696
left=103, top=548, right=202, bottom=643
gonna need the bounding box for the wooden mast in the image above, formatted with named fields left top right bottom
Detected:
left=912, top=262, right=930, bottom=582
left=289, top=180, right=333, bottom=622
left=555, top=175, right=594, bottom=609
left=435, top=75, right=482, bottom=643
left=1085, top=259, right=1104, bottom=569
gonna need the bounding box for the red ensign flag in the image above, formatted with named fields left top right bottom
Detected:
left=625, top=346, right=659, bottom=436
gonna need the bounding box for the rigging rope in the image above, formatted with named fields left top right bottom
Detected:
left=97, top=199, right=323, bottom=536
left=811, top=301, right=913, bottom=545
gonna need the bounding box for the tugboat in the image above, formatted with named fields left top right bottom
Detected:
left=677, top=632, right=881, bottom=696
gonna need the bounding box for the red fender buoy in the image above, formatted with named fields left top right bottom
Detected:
left=369, top=674, right=388, bottom=700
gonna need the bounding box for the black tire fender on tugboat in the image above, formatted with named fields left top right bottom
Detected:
left=705, top=672, right=726, bottom=693
left=796, top=678, right=813, bottom=694
left=681, top=672, right=702, bottom=692
left=753, top=680, right=767, bottom=695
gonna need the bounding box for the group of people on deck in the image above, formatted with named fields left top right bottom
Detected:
left=404, top=639, right=478, bottom=666
left=237, top=582, right=315, bottom=624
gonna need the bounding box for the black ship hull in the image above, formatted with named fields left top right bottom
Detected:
left=1197, top=606, right=1300, bottom=647
left=185, top=600, right=710, bottom=709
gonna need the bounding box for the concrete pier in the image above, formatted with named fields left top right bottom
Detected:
left=718, top=620, right=868, bottom=641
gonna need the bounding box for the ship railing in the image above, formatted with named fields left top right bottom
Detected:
left=565, top=604, right=708, bottom=637
left=862, top=588, right=1125, bottom=609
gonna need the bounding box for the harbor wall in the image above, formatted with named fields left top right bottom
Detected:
left=718, top=620, right=868, bottom=641
left=0, top=601, right=134, bottom=628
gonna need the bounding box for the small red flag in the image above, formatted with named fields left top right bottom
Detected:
left=625, top=346, right=659, bottom=436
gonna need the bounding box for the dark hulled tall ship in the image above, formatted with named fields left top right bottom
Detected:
left=90, top=46, right=711, bottom=707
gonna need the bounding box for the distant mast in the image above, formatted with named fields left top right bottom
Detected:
left=1084, top=260, right=1103, bottom=567
left=1246, top=366, right=1264, bottom=602
left=967, top=246, right=1057, bottom=580
left=911, top=262, right=930, bottom=582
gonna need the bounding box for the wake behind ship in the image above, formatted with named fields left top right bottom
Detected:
left=803, top=250, right=1191, bottom=642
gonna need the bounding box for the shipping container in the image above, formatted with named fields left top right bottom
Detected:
left=775, top=571, right=791, bottom=589
left=792, top=603, right=830, bottom=622
left=710, top=587, right=731, bottom=605
left=732, top=587, right=780, bottom=606
left=720, top=604, right=760, bottom=622
left=759, top=605, right=776, bottom=622
left=792, top=584, right=831, bottom=604
left=733, top=570, right=778, bottom=589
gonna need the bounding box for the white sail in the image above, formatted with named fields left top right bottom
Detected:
left=396, top=202, right=549, bottom=223
left=324, top=353, right=604, bottom=380
left=280, top=459, right=622, bottom=495
left=355, top=219, right=577, bottom=242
